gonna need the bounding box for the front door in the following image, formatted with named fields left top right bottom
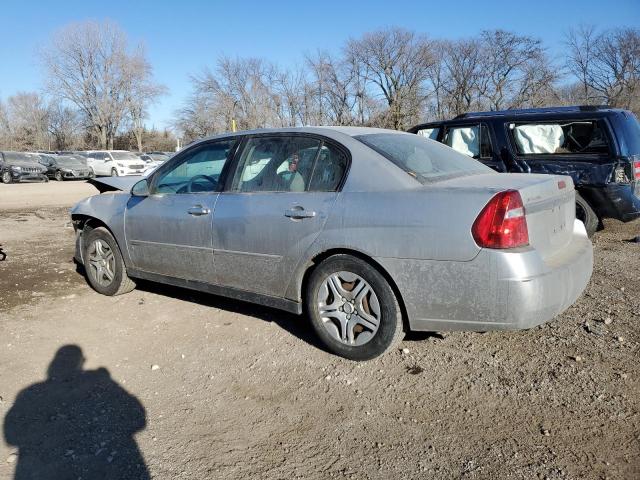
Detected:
left=212, top=134, right=349, bottom=297
left=125, top=138, right=237, bottom=282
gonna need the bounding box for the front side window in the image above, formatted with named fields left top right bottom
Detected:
left=232, top=136, right=321, bottom=192
left=417, top=127, right=440, bottom=140
left=509, top=120, right=610, bottom=155
left=153, top=139, right=236, bottom=194
left=443, top=124, right=492, bottom=159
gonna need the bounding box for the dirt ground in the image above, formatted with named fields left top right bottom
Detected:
left=0, top=181, right=638, bottom=480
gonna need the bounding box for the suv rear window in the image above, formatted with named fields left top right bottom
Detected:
left=355, top=133, right=491, bottom=184
left=508, top=120, right=610, bottom=155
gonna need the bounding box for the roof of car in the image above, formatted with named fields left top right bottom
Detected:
left=196, top=126, right=410, bottom=144
left=453, top=105, right=626, bottom=120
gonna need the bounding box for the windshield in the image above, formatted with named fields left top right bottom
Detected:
left=56, top=156, right=87, bottom=167
left=111, top=152, right=140, bottom=161
left=2, top=152, right=41, bottom=165
left=149, top=154, right=169, bottom=162
left=354, top=133, right=492, bottom=184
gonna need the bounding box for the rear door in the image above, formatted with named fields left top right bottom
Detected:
left=442, top=123, right=506, bottom=172
left=124, top=138, right=238, bottom=282
left=211, top=134, right=349, bottom=297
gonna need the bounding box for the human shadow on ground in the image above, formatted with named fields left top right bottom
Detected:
left=3, top=345, right=149, bottom=480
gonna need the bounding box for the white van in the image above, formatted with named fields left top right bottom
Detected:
left=84, top=150, right=148, bottom=176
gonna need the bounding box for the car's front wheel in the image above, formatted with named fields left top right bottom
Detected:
left=83, top=226, right=135, bottom=296
left=2, top=171, right=12, bottom=184
left=111, top=168, right=119, bottom=177
left=55, top=170, right=64, bottom=181
left=305, top=254, right=404, bottom=361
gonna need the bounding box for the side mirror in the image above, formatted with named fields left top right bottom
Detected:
left=131, top=179, right=150, bottom=197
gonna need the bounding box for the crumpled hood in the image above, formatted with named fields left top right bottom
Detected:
left=88, top=176, right=141, bottom=193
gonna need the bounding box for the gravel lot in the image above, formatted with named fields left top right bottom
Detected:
left=0, top=181, right=639, bottom=479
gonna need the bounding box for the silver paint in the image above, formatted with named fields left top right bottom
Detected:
left=71, top=126, right=593, bottom=333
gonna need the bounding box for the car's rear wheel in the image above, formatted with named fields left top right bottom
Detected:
left=83, top=227, right=135, bottom=296
left=2, top=171, right=12, bottom=184
left=111, top=168, right=119, bottom=177
left=55, top=170, right=64, bottom=181
left=575, top=192, right=598, bottom=237
left=305, top=254, right=404, bottom=360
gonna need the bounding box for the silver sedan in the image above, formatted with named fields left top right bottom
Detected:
left=71, top=127, right=593, bottom=360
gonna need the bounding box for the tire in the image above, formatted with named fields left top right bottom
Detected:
left=575, top=192, right=598, bottom=237
left=111, top=168, right=119, bottom=177
left=2, top=171, right=12, bottom=184
left=305, top=254, right=404, bottom=361
left=55, top=170, right=64, bottom=181
left=83, top=226, right=136, bottom=296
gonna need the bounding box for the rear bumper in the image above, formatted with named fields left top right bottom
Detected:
left=377, top=220, right=593, bottom=332
left=580, top=183, right=640, bottom=222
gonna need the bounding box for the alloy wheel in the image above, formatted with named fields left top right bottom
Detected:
left=87, top=239, right=116, bottom=287
left=316, top=271, right=381, bottom=346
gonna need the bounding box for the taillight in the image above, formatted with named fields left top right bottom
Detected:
left=472, top=190, right=529, bottom=249
left=634, top=160, right=640, bottom=180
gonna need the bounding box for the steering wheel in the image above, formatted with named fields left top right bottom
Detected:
left=185, top=174, right=217, bottom=193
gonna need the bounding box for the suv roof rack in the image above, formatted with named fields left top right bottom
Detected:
left=453, top=105, right=611, bottom=119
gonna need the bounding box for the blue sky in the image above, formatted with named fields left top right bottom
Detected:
left=0, top=0, right=638, bottom=130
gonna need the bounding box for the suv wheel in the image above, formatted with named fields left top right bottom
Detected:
left=55, top=170, right=64, bottom=181
left=1, top=171, right=12, bottom=184
left=111, top=168, right=119, bottom=177
left=305, top=254, right=404, bottom=360
left=575, top=192, right=598, bottom=237
left=83, top=227, right=136, bottom=296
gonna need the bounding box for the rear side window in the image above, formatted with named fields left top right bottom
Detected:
left=619, top=111, right=640, bottom=156
left=443, top=124, right=493, bottom=159
left=308, top=143, right=347, bottom=191
left=355, top=132, right=492, bottom=184
left=509, top=120, right=610, bottom=155
left=232, top=136, right=348, bottom=193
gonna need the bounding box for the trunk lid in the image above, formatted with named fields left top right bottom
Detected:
left=433, top=173, right=576, bottom=258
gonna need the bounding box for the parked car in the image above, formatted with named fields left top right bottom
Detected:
left=39, top=154, right=94, bottom=181
left=136, top=152, right=171, bottom=170
left=0, top=152, right=48, bottom=184
left=71, top=127, right=593, bottom=360
left=83, top=150, right=147, bottom=177
left=408, top=106, right=640, bottom=236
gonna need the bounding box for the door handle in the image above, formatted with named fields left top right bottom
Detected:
left=284, top=207, right=316, bottom=219
left=187, top=205, right=210, bottom=216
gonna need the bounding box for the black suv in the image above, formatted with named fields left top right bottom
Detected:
left=0, top=152, right=48, bottom=184
left=409, top=106, right=640, bottom=236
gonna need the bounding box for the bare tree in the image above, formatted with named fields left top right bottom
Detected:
left=565, top=27, right=640, bottom=108
left=476, top=30, right=551, bottom=110
left=4, top=92, right=50, bottom=150
left=345, top=28, right=434, bottom=129
left=126, top=47, right=167, bottom=151
left=47, top=101, right=80, bottom=150
left=41, top=20, right=163, bottom=149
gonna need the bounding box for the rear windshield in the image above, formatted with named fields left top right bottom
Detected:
left=354, top=133, right=491, bottom=184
